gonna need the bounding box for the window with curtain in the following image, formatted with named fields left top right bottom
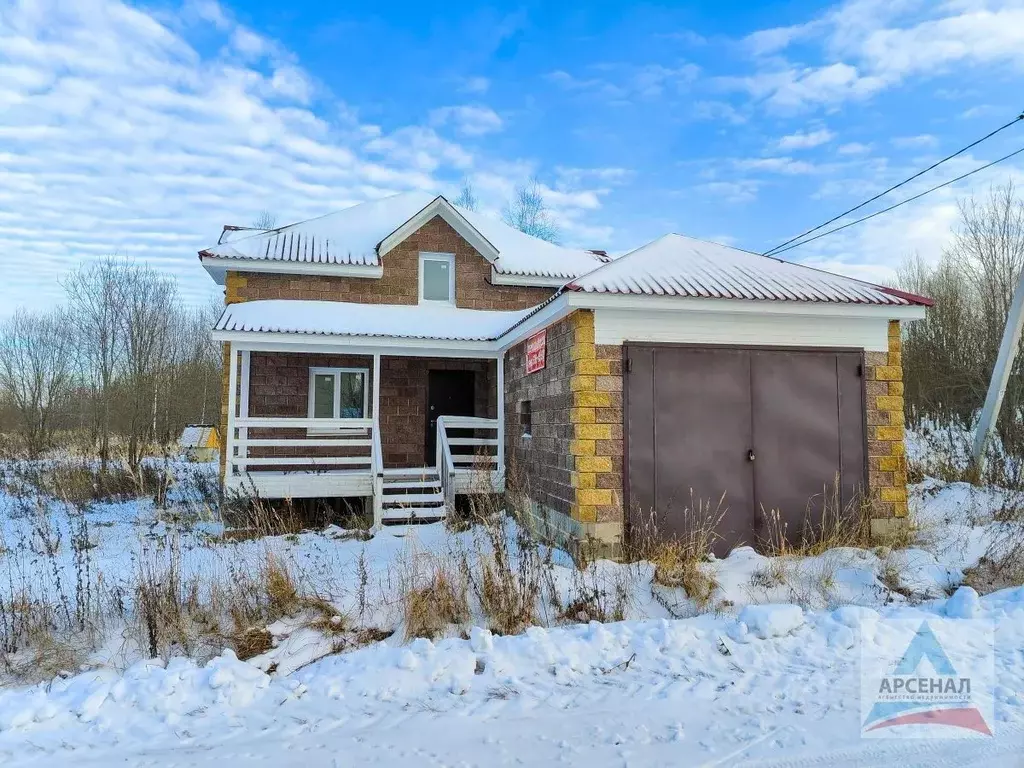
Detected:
left=308, top=367, right=368, bottom=420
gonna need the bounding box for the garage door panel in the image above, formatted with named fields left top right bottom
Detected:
left=837, top=352, right=867, bottom=510
left=751, top=351, right=842, bottom=542
left=625, top=345, right=656, bottom=537
left=651, top=348, right=754, bottom=554
left=625, top=344, right=867, bottom=556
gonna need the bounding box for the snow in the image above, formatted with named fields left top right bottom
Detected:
left=736, top=603, right=804, bottom=639
left=201, top=191, right=605, bottom=281
left=947, top=585, right=982, bottom=618
left=568, top=233, right=925, bottom=305
left=1, top=442, right=1024, bottom=764
left=214, top=298, right=534, bottom=341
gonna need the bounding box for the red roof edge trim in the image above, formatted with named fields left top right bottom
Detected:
left=877, top=285, right=934, bottom=307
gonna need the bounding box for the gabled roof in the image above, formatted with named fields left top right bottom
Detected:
left=566, top=234, right=932, bottom=306
left=200, top=192, right=605, bottom=283
left=214, top=299, right=532, bottom=342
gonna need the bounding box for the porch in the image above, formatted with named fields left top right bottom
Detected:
left=222, top=344, right=506, bottom=527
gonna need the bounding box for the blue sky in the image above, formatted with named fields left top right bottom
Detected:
left=2, top=0, right=1023, bottom=311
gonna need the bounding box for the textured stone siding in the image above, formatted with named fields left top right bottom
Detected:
left=505, top=310, right=625, bottom=552
left=224, top=215, right=554, bottom=311
left=866, top=320, right=909, bottom=527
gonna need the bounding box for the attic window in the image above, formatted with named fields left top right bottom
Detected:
left=420, top=252, right=455, bottom=305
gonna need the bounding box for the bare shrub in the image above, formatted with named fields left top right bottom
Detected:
left=402, top=561, right=469, bottom=641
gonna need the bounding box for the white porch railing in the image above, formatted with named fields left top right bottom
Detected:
left=435, top=416, right=503, bottom=505
left=226, top=417, right=378, bottom=499
left=371, top=416, right=384, bottom=528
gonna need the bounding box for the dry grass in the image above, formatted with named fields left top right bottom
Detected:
left=759, top=479, right=872, bottom=558
left=402, top=562, right=469, bottom=641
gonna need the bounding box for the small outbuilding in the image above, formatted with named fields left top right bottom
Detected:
left=179, top=424, right=220, bottom=462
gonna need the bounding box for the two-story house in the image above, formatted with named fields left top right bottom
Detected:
left=202, top=191, right=930, bottom=554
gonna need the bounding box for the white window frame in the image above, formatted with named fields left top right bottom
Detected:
left=307, top=366, right=370, bottom=433
left=419, top=252, right=456, bottom=306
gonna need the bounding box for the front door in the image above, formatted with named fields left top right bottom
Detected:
left=426, top=370, right=476, bottom=463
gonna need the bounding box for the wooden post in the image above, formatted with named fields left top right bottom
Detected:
left=974, top=267, right=1024, bottom=470
left=225, top=344, right=238, bottom=481
left=238, top=350, right=251, bottom=471
left=496, top=352, right=505, bottom=485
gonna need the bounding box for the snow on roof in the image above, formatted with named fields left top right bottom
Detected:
left=455, top=206, right=605, bottom=279
left=180, top=425, right=215, bottom=448
left=200, top=192, right=605, bottom=280
left=567, top=234, right=930, bottom=306
left=214, top=299, right=533, bottom=341
left=201, top=193, right=434, bottom=266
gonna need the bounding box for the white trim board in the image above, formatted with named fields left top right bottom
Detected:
left=592, top=307, right=892, bottom=350
left=489, top=268, right=570, bottom=288
left=201, top=256, right=383, bottom=285
left=378, top=197, right=499, bottom=263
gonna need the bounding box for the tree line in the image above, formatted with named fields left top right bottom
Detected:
left=899, top=181, right=1024, bottom=454
left=0, top=257, right=221, bottom=465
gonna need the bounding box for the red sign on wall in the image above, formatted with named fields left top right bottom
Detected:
left=526, top=330, right=547, bottom=374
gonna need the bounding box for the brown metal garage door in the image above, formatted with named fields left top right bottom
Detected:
left=625, top=345, right=866, bottom=554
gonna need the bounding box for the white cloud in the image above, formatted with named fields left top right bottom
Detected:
left=892, top=134, right=939, bottom=148
left=838, top=141, right=872, bottom=155
left=429, top=105, right=503, bottom=137
left=547, top=61, right=699, bottom=103
left=734, top=157, right=819, bottom=174
left=777, top=128, right=835, bottom=149
left=459, top=76, right=490, bottom=94
left=691, top=100, right=747, bottom=124
left=695, top=180, right=761, bottom=203
left=732, top=0, right=1024, bottom=112
left=0, top=0, right=611, bottom=311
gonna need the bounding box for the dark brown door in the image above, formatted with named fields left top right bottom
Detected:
left=426, top=370, right=476, bottom=463
left=625, top=344, right=866, bottom=554
left=750, top=350, right=847, bottom=542
left=627, top=346, right=755, bottom=555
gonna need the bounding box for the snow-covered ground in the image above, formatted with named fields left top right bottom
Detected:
left=0, top=448, right=1022, bottom=765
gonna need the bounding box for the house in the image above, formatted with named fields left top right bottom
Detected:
left=202, top=191, right=930, bottom=555
left=179, top=424, right=220, bottom=462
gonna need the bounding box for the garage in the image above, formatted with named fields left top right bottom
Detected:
left=625, top=344, right=867, bottom=554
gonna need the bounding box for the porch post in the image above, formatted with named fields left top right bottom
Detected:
left=496, top=353, right=505, bottom=476
left=373, top=353, right=381, bottom=422
left=225, top=343, right=238, bottom=480
left=238, top=350, right=251, bottom=470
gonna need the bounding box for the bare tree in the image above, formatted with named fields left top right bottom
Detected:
left=452, top=179, right=478, bottom=211
left=502, top=178, right=560, bottom=243
left=0, top=308, right=75, bottom=456
left=63, top=257, right=126, bottom=468
left=900, top=182, right=1024, bottom=454
left=118, top=264, right=178, bottom=467
left=252, top=210, right=278, bottom=229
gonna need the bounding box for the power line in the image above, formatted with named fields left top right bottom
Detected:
left=762, top=111, right=1024, bottom=257
left=766, top=145, right=1024, bottom=258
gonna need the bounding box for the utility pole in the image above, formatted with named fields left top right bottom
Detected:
left=973, top=267, right=1024, bottom=470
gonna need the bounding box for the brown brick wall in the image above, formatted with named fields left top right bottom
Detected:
left=225, top=215, right=554, bottom=311
left=505, top=314, right=576, bottom=519
left=244, top=352, right=495, bottom=468
left=505, top=310, right=625, bottom=551
left=866, top=320, right=909, bottom=524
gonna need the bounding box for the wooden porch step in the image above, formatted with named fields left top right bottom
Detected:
left=381, top=507, right=447, bottom=523
left=382, top=492, right=444, bottom=506
left=381, top=467, right=438, bottom=477
left=381, top=479, right=441, bottom=490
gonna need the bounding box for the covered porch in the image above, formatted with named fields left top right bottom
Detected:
left=215, top=301, right=522, bottom=527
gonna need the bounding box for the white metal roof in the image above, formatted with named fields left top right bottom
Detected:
left=200, top=192, right=605, bottom=281
left=566, top=234, right=930, bottom=306
left=214, top=299, right=533, bottom=341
